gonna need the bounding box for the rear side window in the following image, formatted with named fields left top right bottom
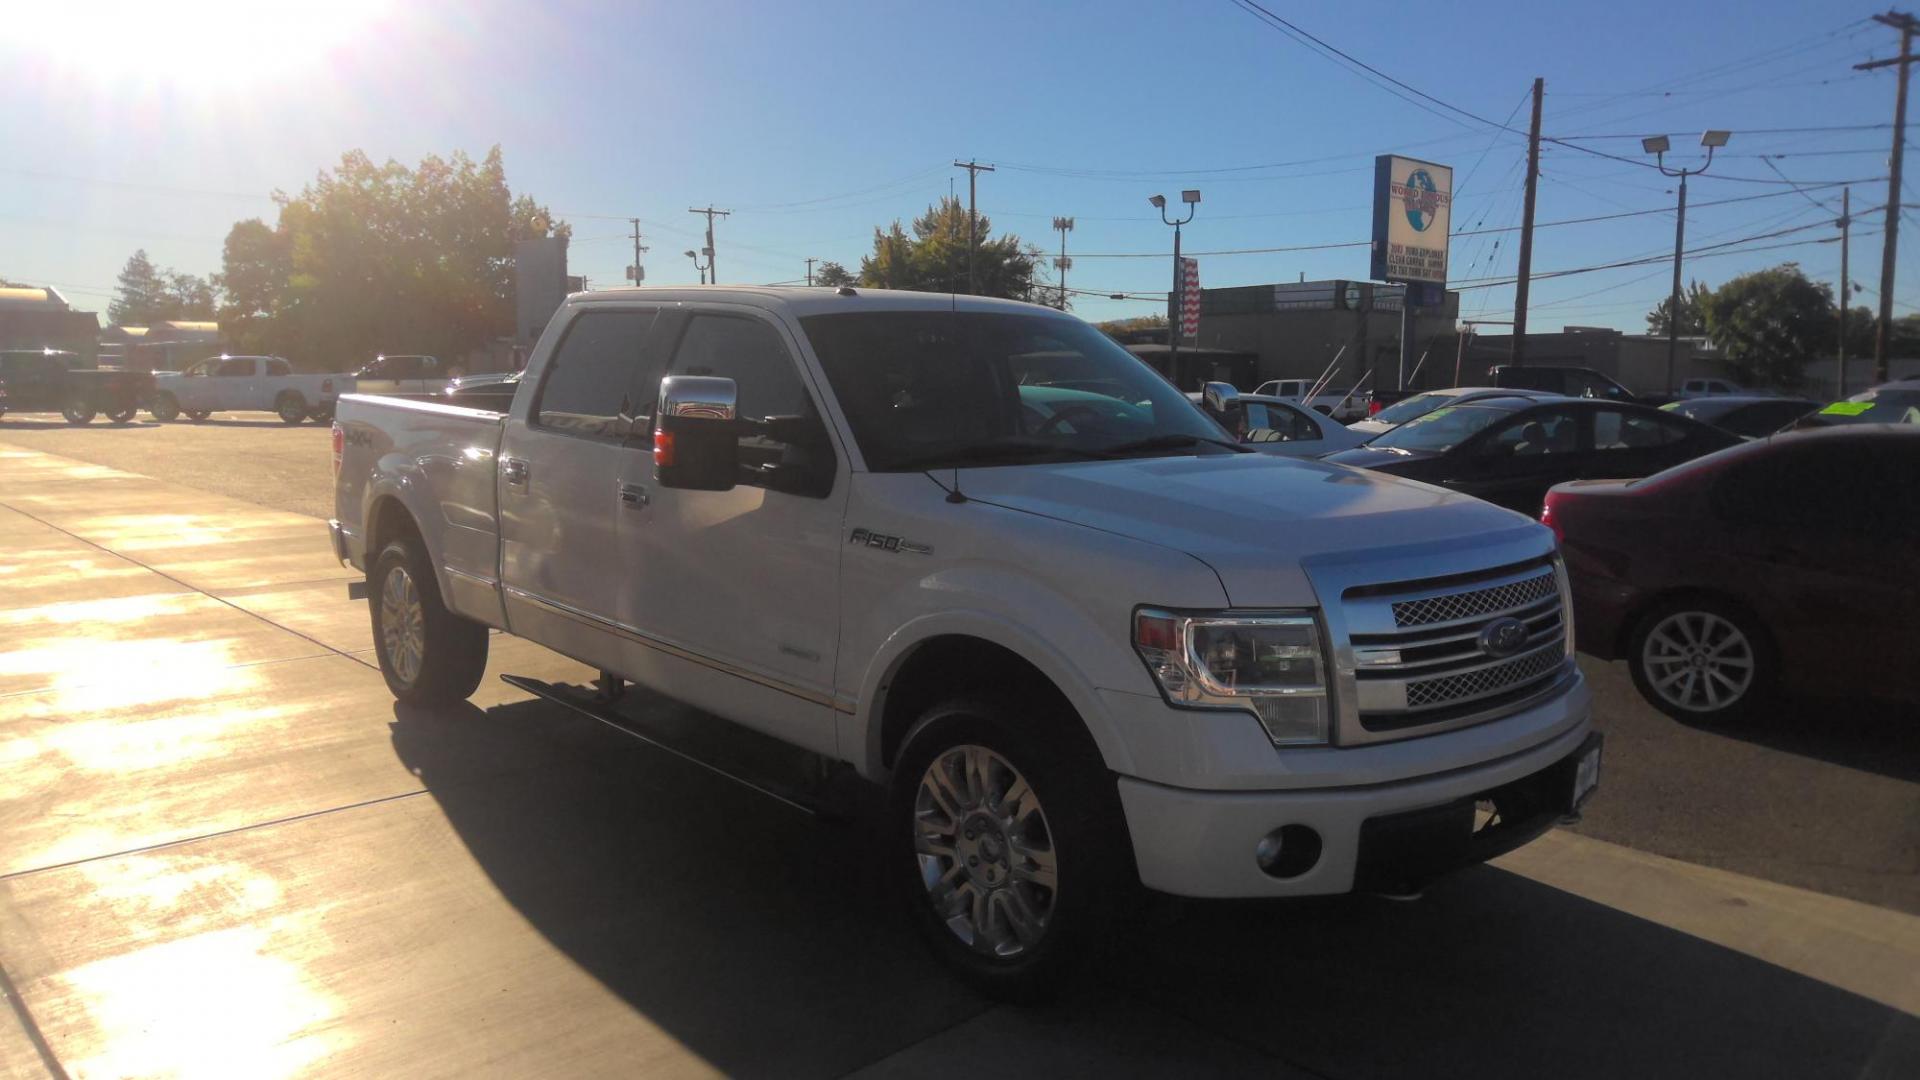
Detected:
left=265, top=359, right=291, bottom=376
left=217, top=358, right=255, bottom=377
left=533, top=309, right=659, bottom=440
left=1593, top=408, right=1688, bottom=449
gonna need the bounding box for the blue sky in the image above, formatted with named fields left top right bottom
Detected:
left=0, top=0, right=1902, bottom=332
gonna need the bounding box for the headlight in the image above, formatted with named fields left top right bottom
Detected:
left=1133, top=608, right=1331, bottom=745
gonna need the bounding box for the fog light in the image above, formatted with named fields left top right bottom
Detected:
left=1254, top=825, right=1322, bottom=879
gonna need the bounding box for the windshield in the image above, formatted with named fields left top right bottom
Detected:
left=1370, top=390, right=1458, bottom=426
left=1366, top=403, right=1514, bottom=453
left=1806, top=388, right=1920, bottom=426
left=800, top=310, right=1227, bottom=470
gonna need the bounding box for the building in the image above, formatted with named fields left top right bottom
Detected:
left=0, top=287, right=101, bottom=364
left=1178, top=280, right=1461, bottom=394
left=1462, top=327, right=1720, bottom=396
left=102, top=320, right=223, bottom=372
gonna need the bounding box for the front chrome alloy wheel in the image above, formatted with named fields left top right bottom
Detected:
left=1641, top=610, right=1755, bottom=713
left=380, top=565, right=426, bottom=687
left=913, top=745, right=1058, bottom=959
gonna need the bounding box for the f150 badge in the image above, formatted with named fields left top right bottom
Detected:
left=849, top=528, right=932, bottom=555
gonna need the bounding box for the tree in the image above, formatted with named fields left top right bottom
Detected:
left=856, top=198, right=1039, bottom=301
left=1701, top=264, right=1833, bottom=389
left=216, top=146, right=567, bottom=367
left=1096, top=314, right=1169, bottom=341
left=109, top=249, right=216, bottom=325
left=813, top=261, right=855, bottom=288
left=1645, top=280, right=1711, bottom=336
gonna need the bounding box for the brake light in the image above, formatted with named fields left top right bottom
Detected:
left=1368, top=399, right=1383, bottom=415
left=1540, top=491, right=1565, bottom=543
left=331, top=422, right=344, bottom=477
left=322, top=378, right=334, bottom=394
left=653, top=429, right=675, bottom=467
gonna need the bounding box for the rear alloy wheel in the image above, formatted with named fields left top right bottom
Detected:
left=185, top=409, right=212, bottom=422
left=62, top=397, right=96, bottom=425
left=276, top=392, right=309, bottom=424
left=150, top=392, right=181, bottom=422
left=106, top=407, right=137, bottom=424
left=1629, top=600, right=1772, bottom=722
left=368, top=536, right=489, bottom=705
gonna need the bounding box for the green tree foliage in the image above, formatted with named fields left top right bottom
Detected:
left=1701, top=263, right=1833, bottom=388
left=813, top=261, right=856, bottom=288
left=856, top=198, right=1038, bottom=300
left=216, top=146, right=567, bottom=366
left=109, top=249, right=217, bottom=326
left=1644, top=280, right=1711, bottom=336
left=1096, top=314, right=1169, bottom=341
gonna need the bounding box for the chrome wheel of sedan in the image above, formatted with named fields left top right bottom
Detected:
left=1640, top=610, right=1755, bottom=713
left=380, top=565, right=426, bottom=687
left=913, top=744, right=1058, bottom=959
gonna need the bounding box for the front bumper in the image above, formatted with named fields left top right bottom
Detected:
left=1117, top=713, right=1597, bottom=899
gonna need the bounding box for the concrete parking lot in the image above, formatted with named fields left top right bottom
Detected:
left=1, top=423, right=1917, bottom=1078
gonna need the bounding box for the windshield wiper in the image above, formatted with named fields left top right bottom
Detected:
left=1099, top=432, right=1251, bottom=456
left=890, top=440, right=1120, bottom=472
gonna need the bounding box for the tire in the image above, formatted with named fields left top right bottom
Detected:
left=887, top=699, right=1125, bottom=1001
left=106, top=406, right=137, bottom=424
left=150, top=392, right=181, bottom=422
left=368, top=536, right=489, bottom=706
left=276, top=392, right=309, bottom=424
left=1628, top=596, right=1775, bottom=723
left=185, top=410, right=211, bottom=422
left=62, top=396, right=96, bottom=425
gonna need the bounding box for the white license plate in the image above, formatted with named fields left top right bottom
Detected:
left=1571, top=743, right=1602, bottom=810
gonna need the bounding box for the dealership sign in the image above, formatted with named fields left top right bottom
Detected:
left=1371, top=155, right=1452, bottom=286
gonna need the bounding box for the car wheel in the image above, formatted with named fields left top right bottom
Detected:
left=276, top=392, right=309, bottom=424
left=888, top=700, right=1124, bottom=1001
left=185, top=410, right=211, bottom=422
left=106, top=407, right=137, bottom=424
left=150, top=392, right=181, bottom=422
left=62, top=397, right=96, bottom=425
left=368, top=536, right=489, bottom=706
left=1628, top=598, right=1774, bottom=723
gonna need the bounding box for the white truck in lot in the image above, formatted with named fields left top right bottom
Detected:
left=150, top=354, right=352, bottom=424
left=1253, top=377, right=1373, bottom=422
left=329, top=287, right=1599, bottom=995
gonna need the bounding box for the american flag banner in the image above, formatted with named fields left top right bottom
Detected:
left=1179, top=258, right=1200, bottom=340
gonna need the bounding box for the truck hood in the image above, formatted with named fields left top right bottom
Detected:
left=951, top=453, right=1547, bottom=606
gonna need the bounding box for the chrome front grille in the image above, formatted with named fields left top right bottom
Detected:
left=1341, top=557, right=1573, bottom=737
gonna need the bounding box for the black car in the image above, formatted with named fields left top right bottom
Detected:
left=441, top=370, right=521, bottom=409
left=1659, top=395, right=1820, bottom=439
left=1321, top=396, right=1741, bottom=515
left=0, top=349, right=155, bottom=425
left=1792, top=378, right=1920, bottom=429
left=1488, top=364, right=1636, bottom=402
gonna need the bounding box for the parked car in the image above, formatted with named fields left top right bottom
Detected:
left=1678, top=376, right=1750, bottom=399
left=1659, top=395, right=1820, bottom=439
left=1188, top=385, right=1369, bottom=457
left=1251, top=377, right=1372, bottom=421
left=441, top=370, right=521, bottom=409
left=1545, top=425, right=1919, bottom=722
left=1488, top=364, right=1636, bottom=402
left=1322, top=396, right=1740, bottom=515
left=352, top=354, right=467, bottom=395
left=332, top=287, right=1599, bottom=996
left=150, top=355, right=351, bottom=424
left=1346, top=387, right=1562, bottom=437
left=0, top=348, right=154, bottom=425
left=1792, top=378, right=1920, bottom=429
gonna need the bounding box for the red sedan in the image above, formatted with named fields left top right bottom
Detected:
left=1544, top=425, right=1920, bottom=722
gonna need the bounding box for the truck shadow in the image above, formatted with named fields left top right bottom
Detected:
left=389, top=693, right=1918, bottom=1080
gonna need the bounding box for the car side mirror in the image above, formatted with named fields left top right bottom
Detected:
left=1201, top=381, right=1239, bottom=415
left=654, top=375, right=739, bottom=491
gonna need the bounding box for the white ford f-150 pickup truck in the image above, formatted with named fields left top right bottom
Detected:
left=330, top=286, right=1599, bottom=995
left=151, top=354, right=352, bottom=424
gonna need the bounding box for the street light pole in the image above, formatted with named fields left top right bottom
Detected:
left=1151, top=191, right=1200, bottom=386
left=1645, top=130, right=1729, bottom=396
left=684, top=249, right=709, bottom=286
left=1052, top=217, right=1074, bottom=310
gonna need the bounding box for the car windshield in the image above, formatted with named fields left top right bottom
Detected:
left=1365, top=403, right=1514, bottom=453
left=799, top=310, right=1229, bottom=470
left=1806, top=388, right=1920, bottom=426
left=1369, top=391, right=1459, bottom=426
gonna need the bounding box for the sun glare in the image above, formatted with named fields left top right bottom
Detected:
left=13, top=0, right=394, bottom=92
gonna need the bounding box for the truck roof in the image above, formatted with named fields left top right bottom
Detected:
left=568, top=285, right=1068, bottom=319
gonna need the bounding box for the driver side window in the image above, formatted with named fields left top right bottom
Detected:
left=216, top=358, right=254, bottom=377
left=1485, top=409, right=1580, bottom=456
left=667, top=314, right=835, bottom=498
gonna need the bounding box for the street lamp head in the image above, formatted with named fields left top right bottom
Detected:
left=684, top=250, right=697, bottom=258
left=1641, top=135, right=1671, bottom=155
left=1148, top=194, right=1167, bottom=209
left=1181, top=189, right=1202, bottom=205
left=1053, top=216, right=1074, bottom=231
left=1700, top=129, right=1731, bottom=148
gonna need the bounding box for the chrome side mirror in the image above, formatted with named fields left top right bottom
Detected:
left=1201, top=380, right=1240, bottom=415
left=654, top=375, right=739, bottom=491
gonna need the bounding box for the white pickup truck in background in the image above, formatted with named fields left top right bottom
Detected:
left=349, top=354, right=468, bottom=396
left=329, top=286, right=1599, bottom=996
left=150, top=354, right=352, bottom=424
left=1253, top=376, right=1373, bottom=422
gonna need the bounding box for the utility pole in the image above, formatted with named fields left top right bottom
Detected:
left=687, top=206, right=731, bottom=284
left=1052, top=217, right=1074, bottom=310
left=1839, top=188, right=1852, bottom=396
left=954, top=160, right=995, bottom=294
left=805, top=257, right=817, bottom=287
left=1511, top=77, right=1544, bottom=366
left=1858, top=12, right=1917, bottom=384
left=628, top=219, right=648, bottom=287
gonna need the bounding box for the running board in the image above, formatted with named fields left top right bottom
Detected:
left=499, top=674, right=849, bottom=819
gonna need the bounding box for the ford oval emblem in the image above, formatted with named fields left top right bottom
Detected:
left=1478, top=617, right=1529, bottom=659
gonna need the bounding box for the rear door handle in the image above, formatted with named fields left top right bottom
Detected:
left=618, top=483, right=649, bottom=508
left=502, top=457, right=530, bottom=486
